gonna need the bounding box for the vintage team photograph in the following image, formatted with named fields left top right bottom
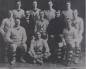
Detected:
left=0, top=0, right=85, bottom=69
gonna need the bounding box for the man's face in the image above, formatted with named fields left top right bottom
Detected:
left=17, top=1, right=21, bottom=8
left=66, top=2, right=71, bottom=9
left=48, top=1, right=53, bottom=8
left=56, top=10, right=61, bottom=17
left=73, top=10, right=78, bottom=18
left=40, top=12, right=44, bottom=19
left=15, top=19, right=20, bottom=26
left=35, top=32, right=41, bottom=39
left=8, top=10, right=13, bottom=18
left=66, top=18, right=71, bottom=23
left=33, top=1, right=37, bottom=8
left=26, top=11, right=30, bottom=17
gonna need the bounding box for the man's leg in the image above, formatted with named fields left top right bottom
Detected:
left=36, top=54, right=44, bottom=64
left=17, top=43, right=27, bottom=63
left=7, top=44, right=17, bottom=65
left=73, top=40, right=82, bottom=64
left=65, top=41, right=75, bottom=66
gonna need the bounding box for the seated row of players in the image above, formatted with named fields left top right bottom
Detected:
left=0, top=0, right=84, bottom=65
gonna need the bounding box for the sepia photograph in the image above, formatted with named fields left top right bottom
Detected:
left=0, top=0, right=85, bottom=69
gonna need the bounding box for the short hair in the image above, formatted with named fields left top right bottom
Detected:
left=74, top=9, right=78, bottom=14
left=7, top=10, right=13, bottom=17
left=34, top=32, right=41, bottom=37
left=48, top=0, right=53, bottom=4
left=33, top=0, right=37, bottom=4
left=56, top=10, right=61, bottom=13
left=16, top=0, right=21, bottom=3
left=39, top=11, right=44, bottom=15
left=66, top=0, right=71, bottom=4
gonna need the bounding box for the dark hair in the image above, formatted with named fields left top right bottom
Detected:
left=66, top=0, right=71, bottom=4
left=16, top=0, right=21, bottom=3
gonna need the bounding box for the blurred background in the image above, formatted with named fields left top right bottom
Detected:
left=0, top=0, right=85, bottom=63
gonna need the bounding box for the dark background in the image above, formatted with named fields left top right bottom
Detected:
left=0, top=0, right=85, bottom=63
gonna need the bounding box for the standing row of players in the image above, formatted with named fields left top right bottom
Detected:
left=0, top=0, right=84, bottom=65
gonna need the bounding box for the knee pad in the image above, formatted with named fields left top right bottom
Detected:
left=7, top=45, right=16, bottom=55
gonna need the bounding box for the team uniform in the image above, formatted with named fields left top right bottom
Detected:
left=0, top=18, right=15, bottom=38
left=5, top=26, right=27, bottom=64
left=73, top=17, right=84, bottom=47
left=62, top=26, right=77, bottom=65
left=12, top=9, right=26, bottom=28
left=29, top=8, right=41, bottom=36
left=12, top=9, right=25, bottom=19
left=56, top=35, right=66, bottom=62
left=62, top=9, right=73, bottom=20
left=29, top=38, right=50, bottom=64
left=44, top=9, right=56, bottom=21
left=30, top=8, right=41, bottom=22
left=0, top=16, right=15, bottom=63
left=72, top=17, right=84, bottom=63
left=35, top=19, right=49, bottom=39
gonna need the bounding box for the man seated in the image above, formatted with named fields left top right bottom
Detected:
left=28, top=32, right=50, bottom=64
left=5, top=19, right=27, bottom=65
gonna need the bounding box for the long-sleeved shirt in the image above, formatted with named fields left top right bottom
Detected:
left=73, top=17, right=84, bottom=36
left=30, top=8, right=41, bottom=22
left=63, top=27, right=77, bottom=43
left=35, top=19, right=49, bottom=33
left=5, top=26, right=27, bottom=45
left=29, top=38, right=50, bottom=55
left=0, top=18, right=15, bottom=36
left=12, top=9, right=25, bottom=19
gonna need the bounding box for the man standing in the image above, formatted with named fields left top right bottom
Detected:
left=0, top=10, right=15, bottom=38
left=29, top=0, right=41, bottom=37
left=62, top=1, right=73, bottom=20
left=62, top=18, right=77, bottom=66
left=5, top=19, right=27, bottom=65
left=72, top=9, right=84, bottom=64
left=30, top=0, right=41, bottom=22
left=12, top=0, right=25, bottom=19
left=35, top=11, right=49, bottom=40
left=29, top=32, right=50, bottom=64
left=0, top=10, right=15, bottom=63
left=47, top=10, right=65, bottom=62
left=44, top=0, right=56, bottom=21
